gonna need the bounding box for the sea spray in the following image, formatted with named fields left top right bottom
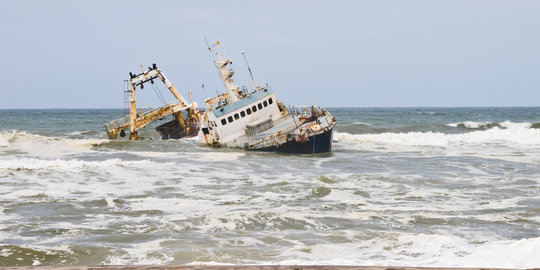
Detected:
left=0, top=130, right=16, bottom=147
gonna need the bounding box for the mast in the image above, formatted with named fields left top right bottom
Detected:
left=128, top=81, right=138, bottom=140
left=241, top=51, right=256, bottom=89
left=209, top=41, right=241, bottom=103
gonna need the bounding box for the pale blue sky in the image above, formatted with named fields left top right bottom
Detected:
left=0, top=0, right=539, bottom=108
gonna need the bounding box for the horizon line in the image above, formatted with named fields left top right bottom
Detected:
left=1, top=105, right=540, bottom=110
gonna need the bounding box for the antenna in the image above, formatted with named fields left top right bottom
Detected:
left=204, top=37, right=211, bottom=52
left=201, top=82, right=208, bottom=99
left=241, top=51, right=256, bottom=89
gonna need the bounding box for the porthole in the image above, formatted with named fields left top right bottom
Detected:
left=263, top=100, right=268, bottom=107
left=221, top=119, right=227, bottom=125
left=258, top=103, right=263, bottom=110
left=234, top=113, right=239, bottom=120
left=268, top=98, right=273, bottom=104
left=252, top=105, right=257, bottom=112
left=241, top=111, right=246, bottom=117
left=247, top=108, right=252, bottom=115
left=228, top=116, right=233, bottom=123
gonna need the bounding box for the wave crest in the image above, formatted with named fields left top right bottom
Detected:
left=0, top=130, right=17, bottom=147
left=334, top=122, right=540, bottom=153
left=0, top=158, right=161, bottom=172
left=0, top=130, right=107, bottom=157
left=447, top=121, right=532, bottom=130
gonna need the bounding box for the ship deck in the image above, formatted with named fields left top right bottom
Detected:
left=226, top=110, right=334, bottom=151
left=228, top=114, right=300, bottom=148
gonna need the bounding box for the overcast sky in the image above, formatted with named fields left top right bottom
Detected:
left=1, top=0, right=539, bottom=108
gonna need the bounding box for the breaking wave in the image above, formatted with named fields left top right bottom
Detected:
left=0, top=130, right=107, bottom=157
left=0, top=130, right=17, bottom=147
left=334, top=121, right=540, bottom=153
left=0, top=158, right=162, bottom=172
left=446, top=120, right=533, bottom=130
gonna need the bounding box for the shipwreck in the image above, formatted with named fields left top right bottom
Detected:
left=196, top=42, right=336, bottom=153
left=104, top=64, right=200, bottom=141
left=104, top=42, right=336, bottom=154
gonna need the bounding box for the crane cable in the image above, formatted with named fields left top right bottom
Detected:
left=151, top=82, right=167, bottom=105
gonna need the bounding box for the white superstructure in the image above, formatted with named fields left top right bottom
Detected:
left=197, top=41, right=335, bottom=153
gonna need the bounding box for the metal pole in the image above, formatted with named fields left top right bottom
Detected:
left=289, top=106, right=298, bottom=128
left=241, top=51, right=256, bottom=89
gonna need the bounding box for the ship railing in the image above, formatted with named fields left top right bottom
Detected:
left=247, top=131, right=290, bottom=149
left=104, top=106, right=168, bottom=138
left=136, top=106, right=161, bottom=116
left=104, top=116, right=130, bottom=138
left=287, top=105, right=325, bottom=117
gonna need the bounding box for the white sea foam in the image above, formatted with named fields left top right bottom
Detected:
left=278, top=234, right=540, bottom=268
left=0, top=130, right=107, bottom=157
left=105, top=197, right=118, bottom=208
left=130, top=151, right=181, bottom=158
left=187, top=152, right=246, bottom=161
left=335, top=128, right=540, bottom=147
left=334, top=122, right=540, bottom=154
left=352, top=121, right=372, bottom=126
left=321, top=189, right=366, bottom=205
left=447, top=120, right=532, bottom=129
left=0, top=130, right=16, bottom=147
left=447, top=121, right=492, bottom=128
left=0, top=158, right=155, bottom=171
left=104, top=239, right=174, bottom=265
left=0, top=246, right=14, bottom=257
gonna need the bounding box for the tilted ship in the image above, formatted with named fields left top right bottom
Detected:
left=104, top=64, right=200, bottom=141
left=197, top=42, right=336, bottom=154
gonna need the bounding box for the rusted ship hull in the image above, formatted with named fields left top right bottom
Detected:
left=156, top=119, right=200, bottom=140
left=255, top=125, right=334, bottom=154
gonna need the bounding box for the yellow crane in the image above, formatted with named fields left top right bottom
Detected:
left=105, top=64, right=200, bottom=140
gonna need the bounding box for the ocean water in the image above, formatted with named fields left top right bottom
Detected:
left=0, top=107, right=539, bottom=267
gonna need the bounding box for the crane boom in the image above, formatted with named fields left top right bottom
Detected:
left=105, top=64, right=200, bottom=140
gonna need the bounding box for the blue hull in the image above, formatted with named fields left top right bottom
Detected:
left=254, top=126, right=334, bottom=154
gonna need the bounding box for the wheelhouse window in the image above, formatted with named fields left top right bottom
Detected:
left=258, top=103, right=263, bottom=110
left=234, top=113, right=239, bottom=120
left=228, top=116, right=233, bottom=123
left=268, top=98, right=273, bottom=104
left=247, top=108, right=252, bottom=115
left=221, top=119, right=227, bottom=125
left=240, top=111, right=246, bottom=117
left=252, top=105, right=257, bottom=112
left=263, top=100, right=268, bottom=107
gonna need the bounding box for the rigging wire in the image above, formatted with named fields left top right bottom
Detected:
left=151, top=82, right=167, bottom=105
left=155, top=83, right=168, bottom=104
